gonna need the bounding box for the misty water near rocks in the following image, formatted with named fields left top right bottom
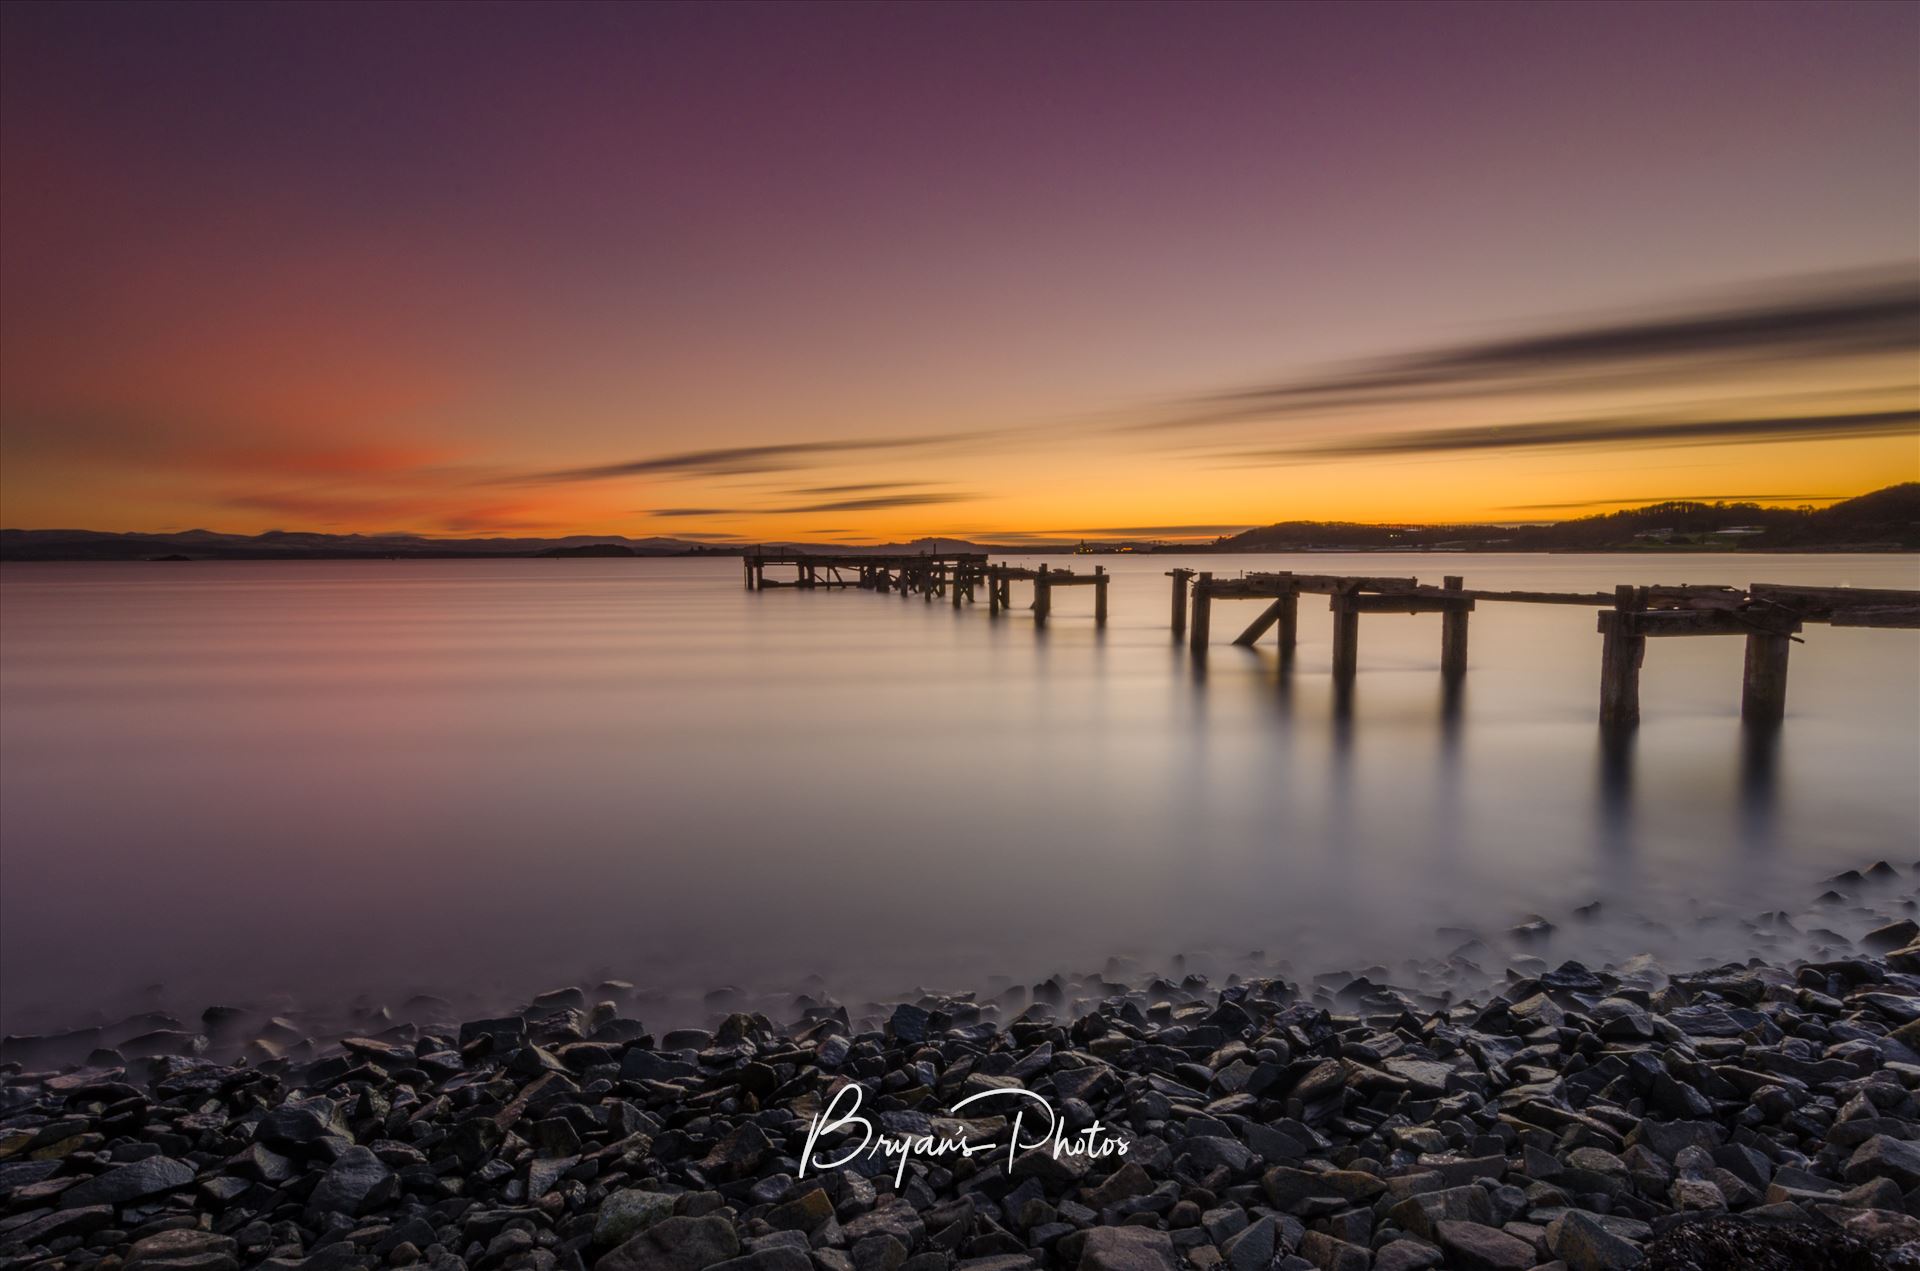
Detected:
left=2, top=553, right=1916, bottom=1035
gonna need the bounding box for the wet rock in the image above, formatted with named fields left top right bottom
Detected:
left=1372, top=1240, right=1442, bottom=1271
left=124, top=1229, right=240, bottom=1271
left=888, top=1005, right=931, bottom=1044
left=1289, top=1060, right=1344, bottom=1102
left=1864, top=919, right=1920, bottom=950
left=1219, top=1216, right=1276, bottom=1271
left=600, top=1215, right=742, bottom=1271
left=255, top=1095, right=349, bottom=1146
left=1078, top=1226, right=1178, bottom=1271
left=305, top=1145, right=397, bottom=1220
left=714, top=1250, right=812, bottom=1271
left=60, top=1155, right=195, bottom=1208
left=1843, top=1134, right=1920, bottom=1188
left=1546, top=1210, right=1643, bottom=1271
left=1434, top=1221, right=1534, bottom=1271
left=1389, top=1185, right=1491, bottom=1241
left=1296, top=1230, right=1369, bottom=1271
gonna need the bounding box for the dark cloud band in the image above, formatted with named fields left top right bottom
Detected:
left=1224, top=407, right=1918, bottom=463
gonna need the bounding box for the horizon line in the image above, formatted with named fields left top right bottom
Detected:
left=0, top=486, right=1898, bottom=548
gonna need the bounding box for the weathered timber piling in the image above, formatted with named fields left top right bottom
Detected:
left=1033, top=564, right=1052, bottom=625
left=1596, top=583, right=1808, bottom=728
left=1094, top=566, right=1108, bottom=625
left=1329, top=588, right=1361, bottom=685
left=1742, top=629, right=1792, bottom=724
left=1167, top=568, right=1194, bottom=636
left=1441, top=575, right=1469, bottom=680
left=1597, top=585, right=1646, bottom=728
left=1276, top=590, right=1299, bottom=662
left=1188, top=571, right=1213, bottom=653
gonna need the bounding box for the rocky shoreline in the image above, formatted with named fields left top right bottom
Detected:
left=4, top=867, right=1920, bottom=1271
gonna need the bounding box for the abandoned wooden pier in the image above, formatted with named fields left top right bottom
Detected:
left=1171, top=568, right=1920, bottom=728
left=740, top=551, right=1915, bottom=727
left=743, top=551, right=1110, bottom=625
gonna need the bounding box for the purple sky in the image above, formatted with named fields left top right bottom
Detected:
left=2, top=2, right=1915, bottom=535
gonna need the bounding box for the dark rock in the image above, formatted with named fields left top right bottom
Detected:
left=1864, top=919, right=1920, bottom=950
left=60, top=1156, right=195, bottom=1209
left=255, top=1096, right=349, bottom=1146
left=305, top=1146, right=397, bottom=1220
left=599, top=1215, right=742, bottom=1271
left=124, top=1229, right=240, bottom=1271
left=1078, top=1226, right=1178, bottom=1271
left=888, top=1004, right=931, bottom=1044
left=596, top=1191, right=677, bottom=1248
left=1434, top=1221, right=1534, bottom=1271
left=1546, top=1210, right=1643, bottom=1271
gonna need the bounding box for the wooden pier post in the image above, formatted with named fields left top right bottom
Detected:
left=1330, top=590, right=1360, bottom=685
left=1094, top=566, right=1108, bottom=626
left=952, top=562, right=963, bottom=609
left=1188, top=572, right=1213, bottom=653
left=1233, top=585, right=1298, bottom=650
left=1276, top=591, right=1298, bottom=663
left=988, top=566, right=1001, bottom=614
left=744, top=556, right=754, bottom=589
left=1598, top=585, right=1646, bottom=728
left=1169, top=569, right=1194, bottom=636
left=1034, top=564, right=1052, bottom=625
left=1440, top=575, right=1468, bottom=680
left=1741, top=631, right=1791, bottom=724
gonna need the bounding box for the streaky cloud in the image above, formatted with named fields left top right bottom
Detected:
left=508, top=432, right=995, bottom=484
left=1222, top=407, right=1919, bottom=463
left=772, top=493, right=975, bottom=514
left=1140, top=264, right=1920, bottom=431
left=641, top=493, right=978, bottom=519
left=783, top=481, right=940, bottom=496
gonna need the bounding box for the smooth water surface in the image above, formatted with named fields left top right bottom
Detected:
left=3, top=554, right=1917, bottom=1031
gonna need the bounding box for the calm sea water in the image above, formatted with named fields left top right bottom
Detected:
left=3, top=553, right=1917, bottom=1033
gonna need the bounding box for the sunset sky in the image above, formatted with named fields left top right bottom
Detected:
left=2, top=2, right=1915, bottom=543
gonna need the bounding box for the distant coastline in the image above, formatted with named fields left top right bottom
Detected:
left=4, top=482, right=1915, bottom=561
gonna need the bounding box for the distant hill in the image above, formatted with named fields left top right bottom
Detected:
left=0, top=528, right=719, bottom=561
left=1215, top=483, right=1920, bottom=553
left=537, top=543, right=638, bottom=557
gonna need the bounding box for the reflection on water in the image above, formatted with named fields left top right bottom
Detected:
left=2, top=553, right=1916, bottom=1030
